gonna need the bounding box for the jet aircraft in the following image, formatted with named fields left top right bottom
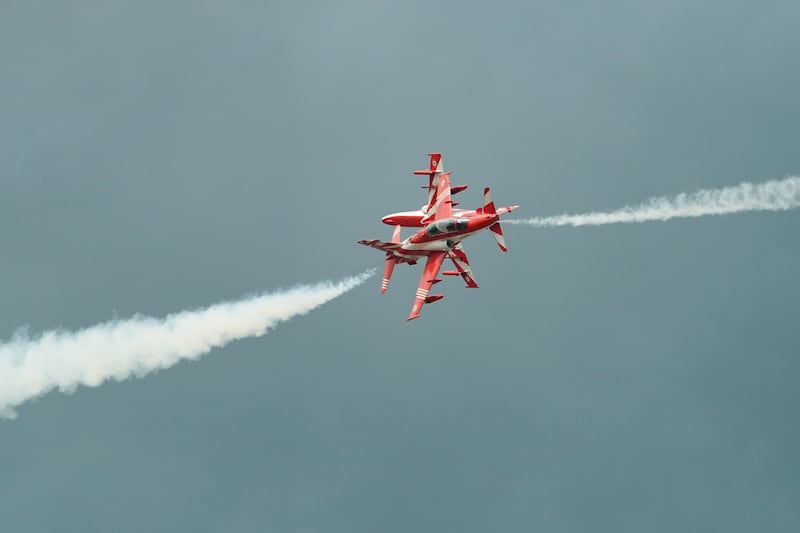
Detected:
left=380, top=153, right=517, bottom=227
left=359, top=154, right=518, bottom=320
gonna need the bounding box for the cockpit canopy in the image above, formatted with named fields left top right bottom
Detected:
left=425, top=217, right=469, bottom=236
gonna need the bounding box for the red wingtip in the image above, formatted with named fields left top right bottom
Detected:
left=407, top=300, right=423, bottom=321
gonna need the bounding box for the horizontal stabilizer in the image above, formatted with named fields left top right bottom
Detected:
left=451, top=184, right=468, bottom=195
left=442, top=271, right=459, bottom=276
left=424, top=294, right=444, bottom=304
left=490, top=223, right=507, bottom=252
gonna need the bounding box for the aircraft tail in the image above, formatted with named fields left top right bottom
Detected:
left=482, top=187, right=497, bottom=215
left=484, top=188, right=507, bottom=252
left=413, top=152, right=443, bottom=176
left=490, top=223, right=507, bottom=252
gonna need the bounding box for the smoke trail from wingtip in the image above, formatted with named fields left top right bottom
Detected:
left=506, top=176, right=800, bottom=227
left=0, top=269, right=375, bottom=419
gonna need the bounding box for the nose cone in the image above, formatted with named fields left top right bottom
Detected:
left=381, top=215, right=396, bottom=225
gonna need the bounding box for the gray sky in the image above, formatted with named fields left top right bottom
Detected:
left=2, top=1, right=799, bottom=531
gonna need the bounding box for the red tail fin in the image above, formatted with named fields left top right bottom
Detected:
left=490, top=223, right=507, bottom=252
left=421, top=171, right=453, bottom=223
left=381, top=257, right=396, bottom=294
left=483, top=188, right=497, bottom=215
left=414, top=153, right=443, bottom=175
left=483, top=188, right=507, bottom=251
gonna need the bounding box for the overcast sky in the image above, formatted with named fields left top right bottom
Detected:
left=2, top=1, right=799, bottom=531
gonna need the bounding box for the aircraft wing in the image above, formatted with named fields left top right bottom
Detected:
left=357, top=239, right=401, bottom=253
left=407, top=251, right=446, bottom=321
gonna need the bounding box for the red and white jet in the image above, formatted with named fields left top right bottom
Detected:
left=380, top=153, right=518, bottom=227
left=359, top=155, right=519, bottom=320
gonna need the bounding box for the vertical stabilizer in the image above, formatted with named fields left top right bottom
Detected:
left=484, top=188, right=507, bottom=252
left=483, top=187, right=497, bottom=215
left=490, top=223, right=507, bottom=252
left=414, top=153, right=443, bottom=176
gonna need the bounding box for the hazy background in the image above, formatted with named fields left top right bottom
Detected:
left=2, top=1, right=799, bottom=531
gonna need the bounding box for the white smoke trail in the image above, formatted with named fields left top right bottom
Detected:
left=506, top=176, right=800, bottom=227
left=0, top=269, right=374, bottom=419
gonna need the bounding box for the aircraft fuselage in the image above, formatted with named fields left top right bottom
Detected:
left=381, top=206, right=518, bottom=227
left=388, top=214, right=498, bottom=258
